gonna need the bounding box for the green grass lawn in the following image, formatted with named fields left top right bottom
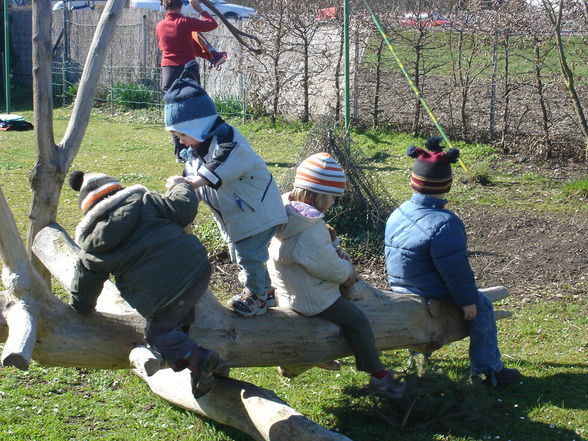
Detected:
left=0, top=108, right=586, bottom=441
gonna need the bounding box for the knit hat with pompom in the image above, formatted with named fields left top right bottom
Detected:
left=407, top=136, right=460, bottom=195
left=69, top=170, right=123, bottom=213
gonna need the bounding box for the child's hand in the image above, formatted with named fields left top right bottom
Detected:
left=462, top=304, right=477, bottom=321
left=337, top=249, right=351, bottom=261
left=185, top=175, right=209, bottom=189
left=166, top=176, right=187, bottom=191
left=190, top=0, right=204, bottom=13
left=341, top=273, right=358, bottom=288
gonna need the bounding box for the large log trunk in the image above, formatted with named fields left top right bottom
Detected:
left=0, top=221, right=511, bottom=441
left=134, top=368, right=352, bottom=441
left=25, top=223, right=511, bottom=369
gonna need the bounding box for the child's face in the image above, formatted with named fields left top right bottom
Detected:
left=316, top=194, right=336, bottom=212
left=172, top=131, right=200, bottom=147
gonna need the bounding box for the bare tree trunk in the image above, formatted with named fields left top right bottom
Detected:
left=135, top=369, right=352, bottom=441
left=0, top=187, right=63, bottom=370
left=533, top=36, right=552, bottom=159
left=412, top=41, right=422, bottom=135
left=27, top=0, right=127, bottom=260
left=500, top=30, right=512, bottom=152
left=18, top=222, right=512, bottom=370
left=371, top=38, right=384, bottom=129
left=543, top=0, right=588, bottom=161
left=302, top=35, right=310, bottom=123
left=334, top=25, right=344, bottom=122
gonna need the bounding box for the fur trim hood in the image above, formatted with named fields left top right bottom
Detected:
left=75, top=185, right=148, bottom=252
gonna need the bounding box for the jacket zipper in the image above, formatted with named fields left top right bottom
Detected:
left=261, top=175, right=273, bottom=202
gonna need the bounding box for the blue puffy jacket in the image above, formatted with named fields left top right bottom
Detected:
left=384, top=192, right=479, bottom=306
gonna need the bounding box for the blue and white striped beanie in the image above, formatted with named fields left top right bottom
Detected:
left=164, top=61, right=218, bottom=142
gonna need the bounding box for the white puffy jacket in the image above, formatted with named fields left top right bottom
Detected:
left=185, top=126, right=287, bottom=243
left=267, top=201, right=354, bottom=316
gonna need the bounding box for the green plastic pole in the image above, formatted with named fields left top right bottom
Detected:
left=343, top=0, right=350, bottom=134
left=361, top=0, right=470, bottom=174
left=3, top=0, right=11, bottom=113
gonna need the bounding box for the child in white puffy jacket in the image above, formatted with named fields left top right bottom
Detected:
left=267, top=152, right=405, bottom=400
left=164, top=62, right=287, bottom=317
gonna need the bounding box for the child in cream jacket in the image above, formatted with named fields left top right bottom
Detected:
left=267, top=152, right=405, bottom=400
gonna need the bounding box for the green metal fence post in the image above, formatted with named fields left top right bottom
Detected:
left=3, top=0, right=11, bottom=113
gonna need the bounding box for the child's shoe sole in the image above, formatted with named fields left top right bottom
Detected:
left=228, top=291, right=268, bottom=317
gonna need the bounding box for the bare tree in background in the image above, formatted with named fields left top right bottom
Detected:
left=287, top=0, right=323, bottom=123
left=541, top=0, right=588, bottom=160
left=369, top=36, right=386, bottom=129
left=387, top=0, right=450, bottom=135
left=448, top=25, right=493, bottom=139
left=244, top=0, right=293, bottom=124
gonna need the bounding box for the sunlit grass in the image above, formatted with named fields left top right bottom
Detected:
left=0, top=108, right=586, bottom=441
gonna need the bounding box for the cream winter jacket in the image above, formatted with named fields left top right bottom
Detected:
left=267, top=201, right=354, bottom=316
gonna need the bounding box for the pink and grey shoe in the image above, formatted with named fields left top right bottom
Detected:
left=368, top=371, right=406, bottom=400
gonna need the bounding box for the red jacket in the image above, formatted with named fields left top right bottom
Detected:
left=156, top=11, right=218, bottom=66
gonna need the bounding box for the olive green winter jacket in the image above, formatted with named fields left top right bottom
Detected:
left=70, top=183, right=209, bottom=317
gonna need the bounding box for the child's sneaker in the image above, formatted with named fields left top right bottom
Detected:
left=368, top=371, right=406, bottom=400
left=228, top=289, right=267, bottom=317
left=189, top=347, right=224, bottom=399
left=265, top=287, right=277, bottom=307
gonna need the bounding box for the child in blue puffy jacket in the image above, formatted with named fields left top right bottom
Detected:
left=384, top=137, right=521, bottom=386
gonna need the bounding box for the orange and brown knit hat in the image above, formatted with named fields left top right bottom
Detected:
left=68, top=170, right=123, bottom=213
left=407, top=136, right=460, bottom=195
left=294, top=152, right=346, bottom=196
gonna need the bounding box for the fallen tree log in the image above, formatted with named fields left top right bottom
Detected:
left=0, top=222, right=512, bottom=441
left=134, top=368, right=352, bottom=441
left=25, top=223, right=511, bottom=369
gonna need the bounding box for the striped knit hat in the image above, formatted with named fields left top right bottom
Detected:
left=294, top=152, right=346, bottom=196
left=164, top=60, right=218, bottom=142
left=68, top=170, right=123, bottom=213
left=407, top=136, right=460, bottom=195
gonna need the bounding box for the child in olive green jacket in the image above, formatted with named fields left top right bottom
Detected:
left=68, top=170, right=226, bottom=398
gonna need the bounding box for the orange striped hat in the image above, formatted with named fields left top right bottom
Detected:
left=294, top=152, right=346, bottom=196
left=68, top=170, right=123, bottom=213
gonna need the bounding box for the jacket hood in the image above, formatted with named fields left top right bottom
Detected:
left=75, top=185, right=148, bottom=252
left=275, top=197, right=324, bottom=240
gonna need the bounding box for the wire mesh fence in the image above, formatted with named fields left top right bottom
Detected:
left=50, top=8, right=252, bottom=121
left=19, top=4, right=585, bottom=159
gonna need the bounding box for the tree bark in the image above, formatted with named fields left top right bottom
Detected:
left=543, top=0, right=588, bottom=161
left=27, top=0, right=128, bottom=259
left=134, top=368, right=352, bottom=441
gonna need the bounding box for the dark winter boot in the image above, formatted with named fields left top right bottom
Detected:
left=189, top=348, right=228, bottom=398
left=486, top=367, right=522, bottom=386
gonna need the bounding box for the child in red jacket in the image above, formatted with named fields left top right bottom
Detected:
left=156, top=0, right=219, bottom=162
